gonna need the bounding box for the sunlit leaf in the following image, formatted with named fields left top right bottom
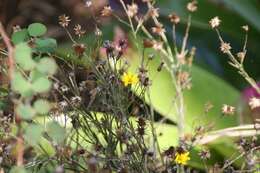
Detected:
left=28, top=23, right=47, bottom=37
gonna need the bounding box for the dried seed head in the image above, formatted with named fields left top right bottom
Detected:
left=242, top=25, right=249, bottom=32
left=127, top=3, right=138, bottom=18
left=164, top=146, right=175, bottom=157
left=187, top=0, right=198, bottom=12
left=59, top=14, right=71, bottom=28
left=237, top=52, right=245, bottom=62
left=74, top=24, right=86, bottom=38
left=148, top=7, right=159, bottom=18
left=71, top=96, right=82, bottom=106
left=199, top=149, right=211, bottom=160
left=220, top=42, right=231, bottom=54
left=95, top=27, right=102, bottom=36
left=73, top=43, right=86, bottom=56
left=168, top=13, right=180, bottom=24
left=222, top=104, right=235, bottom=115
left=85, top=0, right=92, bottom=7
left=58, top=101, right=68, bottom=110
left=13, top=25, right=21, bottom=33
left=248, top=97, right=260, bottom=110
left=151, top=24, right=166, bottom=36
left=101, top=6, right=113, bottom=17
left=152, top=41, right=163, bottom=51
left=209, top=16, right=221, bottom=29
left=60, top=85, right=69, bottom=92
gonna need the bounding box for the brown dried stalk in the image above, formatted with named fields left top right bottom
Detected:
left=0, top=22, right=24, bottom=167
left=0, top=22, right=14, bottom=81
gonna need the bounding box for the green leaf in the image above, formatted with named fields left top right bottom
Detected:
left=33, top=99, right=51, bottom=114
left=28, top=23, right=47, bottom=37
left=15, top=43, right=35, bottom=70
left=32, top=77, right=51, bottom=93
left=29, top=69, right=45, bottom=82
left=10, top=166, right=27, bottom=173
left=16, top=103, right=35, bottom=120
left=36, top=57, right=57, bottom=75
left=12, top=72, right=32, bottom=97
left=47, top=121, right=66, bottom=144
left=35, top=38, right=57, bottom=53
left=11, top=29, right=29, bottom=45
left=24, top=124, right=44, bottom=145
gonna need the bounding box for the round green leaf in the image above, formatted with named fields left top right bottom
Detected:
left=29, top=69, right=45, bottom=82
left=11, top=29, right=29, bottom=45
left=16, top=103, right=35, bottom=120
left=28, top=23, right=47, bottom=37
left=32, top=77, right=51, bottom=93
left=37, top=58, right=57, bottom=75
left=12, top=72, right=32, bottom=97
left=15, top=43, right=35, bottom=70
left=47, top=121, right=66, bottom=144
left=33, top=99, right=51, bottom=114
left=24, top=124, right=44, bottom=145
left=10, top=166, right=27, bottom=173
left=35, top=38, right=57, bottom=53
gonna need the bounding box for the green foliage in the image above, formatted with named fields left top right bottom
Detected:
left=16, top=103, right=35, bottom=120
left=24, top=124, right=44, bottom=145
left=33, top=99, right=51, bottom=114
left=10, top=166, right=27, bottom=173
left=11, top=29, right=29, bottom=45
left=36, top=57, right=57, bottom=75
left=12, top=72, right=32, bottom=97
left=28, top=23, right=47, bottom=37
left=35, top=38, right=57, bottom=53
left=31, top=76, right=51, bottom=93
left=15, top=43, right=35, bottom=71
left=47, top=121, right=66, bottom=144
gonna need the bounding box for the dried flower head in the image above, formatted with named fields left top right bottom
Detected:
left=58, top=101, right=68, bottom=110
left=60, top=85, right=69, bottom=92
left=85, top=0, right=92, bottom=7
left=13, top=25, right=21, bottom=33
left=74, top=24, right=86, bottom=38
left=199, top=149, right=211, bottom=160
left=148, top=7, right=159, bottom=18
left=220, top=42, right=231, bottom=54
left=248, top=97, right=260, bottom=110
left=242, top=25, right=249, bottom=32
left=95, top=27, right=102, bottom=36
left=187, top=0, right=198, bottom=12
left=151, top=24, right=165, bottom=36
left=59, top=14, right=71, bottom=27
left=152, top=41, right=163, bottom=51
left=222, top=104, right=235, bottom=115
left=73, top=43, right=86, bottom=56
left=121, top=72, right=138, bottom=87
left=127, top=3, right=138, bottom=18
left=237, top=52, right=246, bottom=62
left=168, top=13, right=180, bottom=24
left=71, top=96, right=82, bottom=106
left=209, top=16, right=221, bottom=29
left=101, top=6, right=112, bottom=17
left=175, top=151, right=190, bottom=165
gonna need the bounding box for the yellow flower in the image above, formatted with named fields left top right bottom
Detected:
left=121, top=72, right=138, bottom=87
left=175, top=151, right=190, bottom=165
